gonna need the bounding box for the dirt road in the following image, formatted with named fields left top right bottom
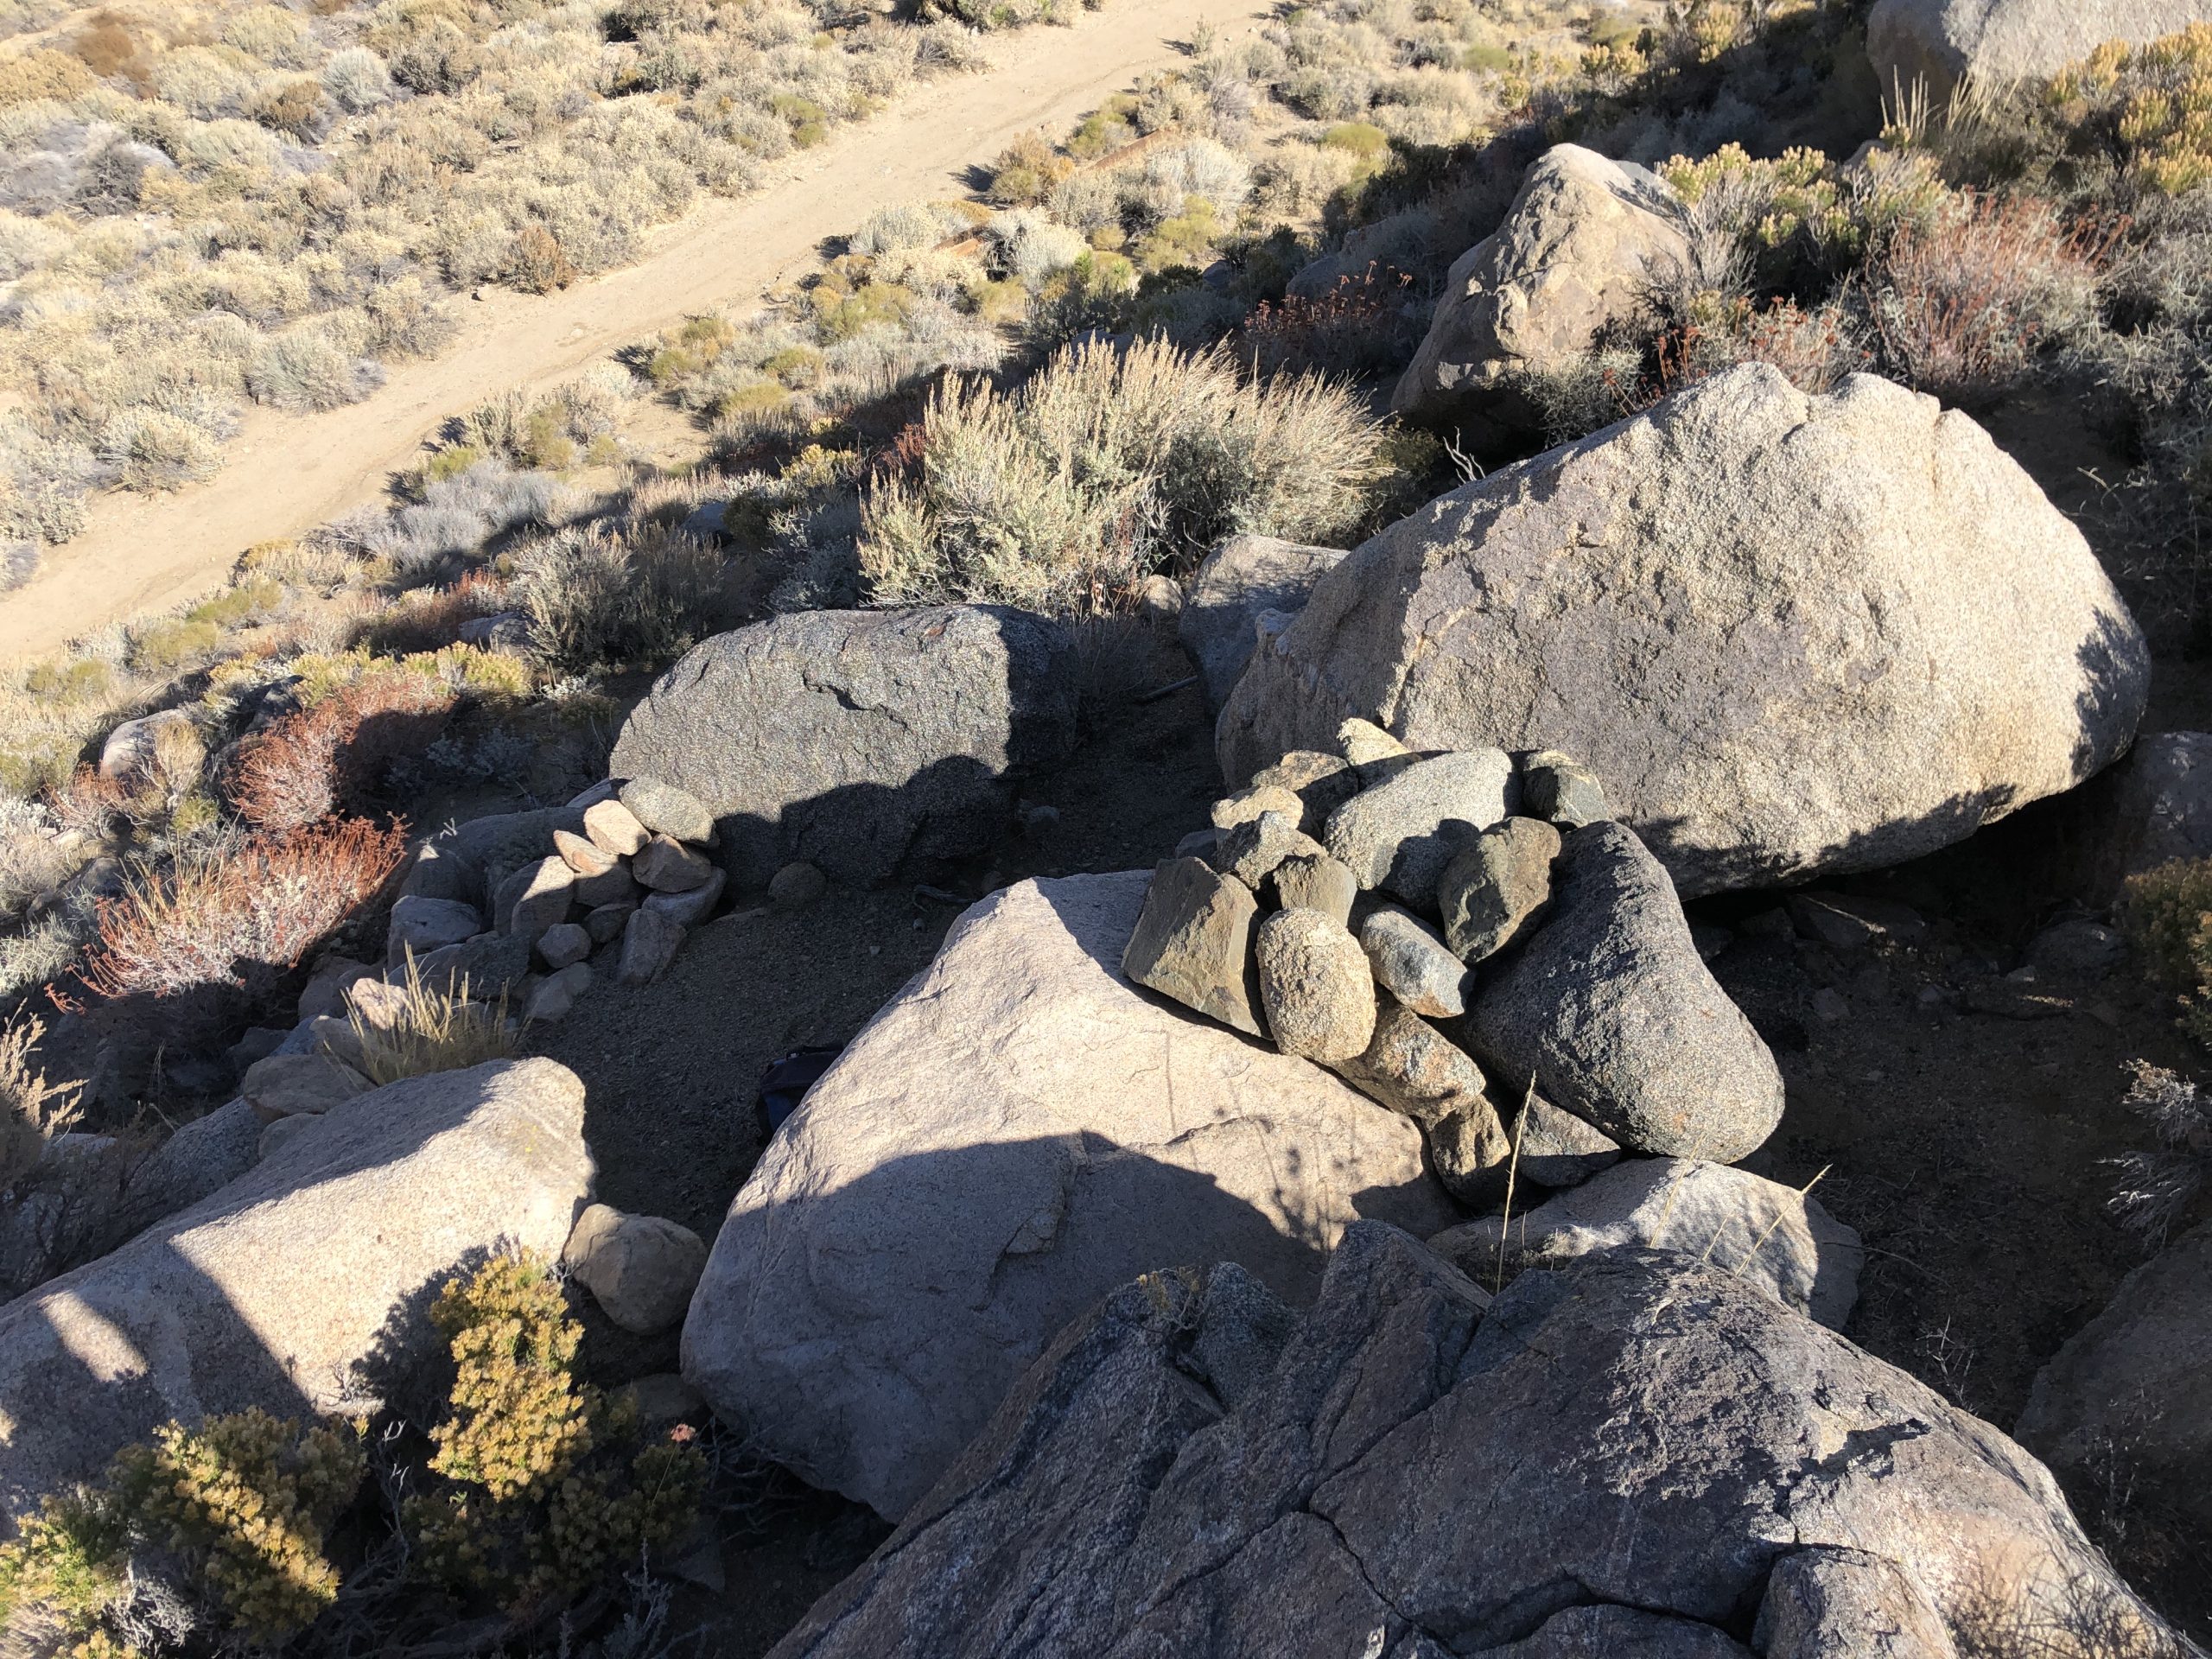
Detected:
left=0, top=0, right=1267, bottom=664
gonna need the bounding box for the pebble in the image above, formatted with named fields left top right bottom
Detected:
left=770, top=861, right=828, bottom=912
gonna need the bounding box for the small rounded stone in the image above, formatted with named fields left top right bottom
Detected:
left=1255, top=908, right=1376, bottom=1062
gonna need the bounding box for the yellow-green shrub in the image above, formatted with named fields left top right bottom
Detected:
left=0, top=1409, right=364, bottom=1649
left=404, top=1254, right=703, bottom=1620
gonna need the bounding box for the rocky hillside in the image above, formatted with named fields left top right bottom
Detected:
left=5, top=0, right=2212, bottom=1653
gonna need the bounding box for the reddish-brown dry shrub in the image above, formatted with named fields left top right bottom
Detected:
left=508, top=226, right=575, bottom=295
left=231, top=672, right=455, bottom=836
left=1870, top=196, right=2103, bottom=404
left=76, top=818, right=405, bottom=1002
left=1241, top=263, right=1419, bottom=378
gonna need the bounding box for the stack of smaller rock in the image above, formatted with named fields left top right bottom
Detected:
left=386, top=775, right=727, bottom=1024
left=1123, top=721, right=1784, bottom=1211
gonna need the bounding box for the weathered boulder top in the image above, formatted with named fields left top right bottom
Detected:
left=1868, top=0, right=2212, bottom=104
left=1219, top=365, right=2151, bottom=898
left=681, top=872, right=1454, bottom=1521
left=607, top=604, right=1078, bottom=888
left=1390, top=143, right=1688, bottom=430
left=767, top=1224, right=2178, bottom=1658
left=0, top=1058, right=593, bottom=1526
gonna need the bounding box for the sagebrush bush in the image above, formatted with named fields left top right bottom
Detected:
left=2106, top=1061, right=2212, bottom=1247
left=514, top=521, right=727, bottom=674
left=2121, top=856, right=2212, bottom=1001
left=860, top=338, right=1387, bottom=611
left=404, top=1253, right=704, bottom=1620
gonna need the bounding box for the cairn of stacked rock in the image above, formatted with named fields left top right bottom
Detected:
left=1124, top=722, right=1786, bottom=1205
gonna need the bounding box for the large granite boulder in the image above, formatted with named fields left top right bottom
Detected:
left=1179, top=534, right=1347, bottom=711
left=608, top=606, right=1078, bottom=888
left=1390, top=144, right=1689, bottom=441
left=1465, top=823, right=1784, bottom=1162
left=682, top=873, right=1456, bottom=1520
left=2017, top=1217, right=2212, bottom=1545
left=1221, top=365, right=2150, bottom=898
left=0, top=1058, right=593, bottom=1525
left=1868, top=0, right=2212, bottom=105
left=768, top=1224, right=2178, bottom=1658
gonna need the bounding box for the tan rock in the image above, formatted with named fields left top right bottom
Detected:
left=582, top=798, right=651, bottom=858
left=553, top=829, right=618, bottom=879
left=0, top=1059, right=594, bottom=1522
left=564, top=1203, right=709, bottom=1335
left=683, top=874, right=1453, bottom=1519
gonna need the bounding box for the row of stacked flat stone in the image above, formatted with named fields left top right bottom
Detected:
left=1123, top=719, right=1784, bottom=1208
left=387, top=775, right=725, bottom=1015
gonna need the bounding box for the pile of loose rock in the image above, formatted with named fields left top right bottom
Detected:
left=388, top=774, right=727, bottom=1017
left=1124, top=719, right=1785, bottom=1209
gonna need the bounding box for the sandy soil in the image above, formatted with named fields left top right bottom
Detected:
left=0, top=0, right=1268, bottom=664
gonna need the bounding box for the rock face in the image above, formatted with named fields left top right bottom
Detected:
left=2017, top=1217, right=2212, bottom=1543
left=1429, top=1158, right=1865, bottom=1329
left=609, top=606, right=1078, bottom=888
left=1867, top=0, right=2212, bottom=104
left=1222, top=366, right=2152, bottom=898
left=1390, top=145, right=1689, bottom=438
left=767, top=1225, right=2174, bottom=1659
left=683, top=874, right=1454, bottom=1520
left=1179, top=534, right=1348, bottom=710
left=1467, top=823, right=1783, bottom=1162
left=0, top=1059, right=592, bottom=1525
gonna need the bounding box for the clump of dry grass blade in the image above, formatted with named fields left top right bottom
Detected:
left=859, top=337, right=1387, bottom=612
left=346, top=951, right=514, bottom=1086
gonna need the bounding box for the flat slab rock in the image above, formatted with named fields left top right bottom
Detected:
left=682, top=872, right=1455, bottom=1521
left=767, top=1224, right=2176, bottom=1659
left=0, top=1058, right=593, bottom=1524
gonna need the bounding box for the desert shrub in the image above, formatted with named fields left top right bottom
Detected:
left=2120, top=856, right=2212, bottom=1000
left=988, top=207, right=1090, bottom=287
left=350, top=950, right=515, bottom=1083
left=859, top=337, right=1385, bottom=611
left=850, top=200, right=961, bottom=255
left=1241, top=261, right=1420, bottom=376
left=247, top=327, right=385, bottom=412
left=99, top=407, right=225, bottom=493
left=0, top=1408, right=363, bottom=1649
left=402, top=1253, right=704, bottom=1620
left=74, top=817, right=405, bottom=1005
left=2045, top=23, right=2212, bottom=197
left=513, top=521, right=726, bottom=673
left=1868, top=194, right=2102, bottom=404
left=0, top=1012, right=78, bottom=1188
left=986, top=130, right=1073, bottom=206
left=0, top=48, right=92, bottom=105
left=2105, top=1061, right=2212, bottom=1247
left=231, top=670, right=456, bottom=835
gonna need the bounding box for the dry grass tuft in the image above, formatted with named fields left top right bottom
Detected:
left=347, top=950, right=515, bottom=1085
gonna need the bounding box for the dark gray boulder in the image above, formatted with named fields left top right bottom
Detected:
left=767, top=1224, right=2176, bottom=1658
left=1466, top=823, right=1783, bottom=1161
left=2017, top=1217, right=2212, bottom=1548
left=608, top=606, right=1078, bottom=888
